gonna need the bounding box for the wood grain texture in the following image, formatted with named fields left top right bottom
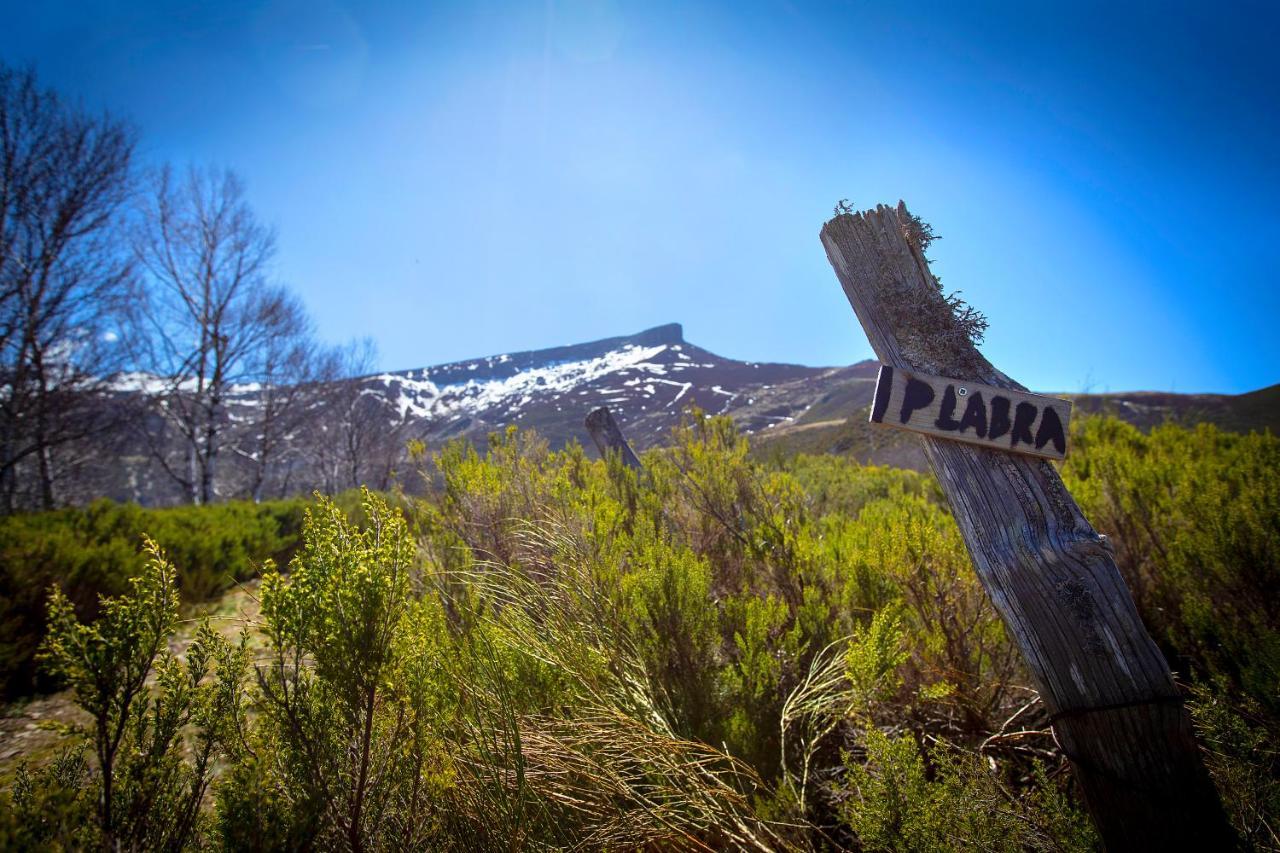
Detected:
left=821, top=202, right=1230, bottom=849
left=869, top=364, right=1072, bottom=460
left=584, top=406, right=644, bottom=471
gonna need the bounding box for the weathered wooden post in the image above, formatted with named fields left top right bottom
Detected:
left=821, top=202, right=1230, bottom=848
left=584, top=406, right=644, bottom=472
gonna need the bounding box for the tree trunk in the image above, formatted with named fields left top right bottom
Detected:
left=820, top=202, right=1231, bottom=849
left=201, top=445, right=216, bottom=505
left=200, top=394, right=220, bottom=505
left=252, top=397, right=273, bottom=503
left=0, top=455, right=13, bottom=514
left=34, top=365, right=56, bottom=509
left=186, top=437, right=200, bottom=505
left=37, top=440, right=55, bottom=510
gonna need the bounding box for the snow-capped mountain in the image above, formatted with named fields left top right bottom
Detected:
left=97, top=322, right=1276, bottom=507
left=348, top=323, right=880, bottom=452
left=89, top=323, right=881, bottom=505
left=349, top=321, right=1280, bottom=464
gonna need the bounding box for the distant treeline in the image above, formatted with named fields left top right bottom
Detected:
left=2, top=413, right=1276, bottom=849
left=0, top=63, right=414, bottom=514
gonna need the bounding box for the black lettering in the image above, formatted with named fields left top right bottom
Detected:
left=1011, top=402, right=1038, bottom=447
left=870, top=365, right=894, bottom=423
left=934, top=385, right=961, bottom=431
left=899, top=377, right=935, bottom=424
left=957, top=392, right=988, bottom=437
left=1035, top=405, right=1067, bottom=455
left=989, top=396, right=1012, bottom=440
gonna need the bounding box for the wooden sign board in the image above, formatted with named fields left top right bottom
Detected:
left=869, top=365, right=1072, bottom=460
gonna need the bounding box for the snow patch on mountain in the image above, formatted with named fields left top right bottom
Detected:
left=370, top=343, right=673, bottom=423
left=107, top=323, right=876, bottom=457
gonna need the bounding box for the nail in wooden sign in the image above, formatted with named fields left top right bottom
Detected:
left=869, top=365, right=1072, bottom=460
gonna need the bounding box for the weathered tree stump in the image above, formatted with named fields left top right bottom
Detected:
left=821, top=201, right=1230, bottom=849
left=584, top=406, right=644, bottom=472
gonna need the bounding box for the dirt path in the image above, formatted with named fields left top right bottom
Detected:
left=759, top=417, right=846, bottom=436
left=0, top=692, right=87, bottom=779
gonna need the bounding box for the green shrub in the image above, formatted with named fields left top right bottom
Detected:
left=1189, top=679, right=1280, bottom=849
left=0, top=497, right=306, bottom=698
left=5, top=412, right=1274, bottom=850
left=1062, top=419, right=1280, bottom=713
left=31, top=540, right=247, bottom=849
left=782, top=454, right=942, bottom=519
left=415, top=413, right=1045, bottom=840
left=243, top=490, right=450, bottom=849
left=0, top=745, right=96, bottom=850
left=841, top=728, right=1096, bottom=852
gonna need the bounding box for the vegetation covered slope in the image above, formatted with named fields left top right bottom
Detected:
left=1, top=414, right=1277, bottom=850
left=751, top=383, right=1280, bottom=471
left=0, top=499, right=308, bottom=699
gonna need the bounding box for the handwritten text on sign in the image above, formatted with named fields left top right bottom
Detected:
left=869, top=365, right=1072, bottom=460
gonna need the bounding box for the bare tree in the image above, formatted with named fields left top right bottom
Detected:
left=130, top=165, right=290, bottom=505
left=305, top=339, right=413, bottom=494
left=228, top=288, right=318, bottom=502
left=0, top=64, right=135, bottom=511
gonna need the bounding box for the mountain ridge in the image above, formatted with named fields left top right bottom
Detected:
left=346, top=323, right=1275, bottom=463
left=378, top=322, right=692, bottom=387
left=352, top=322, right=862, bottom=451
left=98, top=323, right=1277, bottom=505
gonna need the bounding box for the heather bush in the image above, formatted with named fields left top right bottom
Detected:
left=222, top=491, right=450, bottom=850
left=0, top=497, right=306, bottom=697
left=0, top=541, right=248, bottom=849
left=1063, top=419, right=1280, bottom=847
left=414, top=413, right=1068, bottom=844
left=1061, top=420, right=1280, bottom=712
left=841, top=729, right=1095, bottom=852
left=5, top=413, right=1276, bottom=849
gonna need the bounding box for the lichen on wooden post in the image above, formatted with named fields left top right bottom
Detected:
left=584, top=406, right=644, bottom=472
left=821, top=201, right=1230, bottom=849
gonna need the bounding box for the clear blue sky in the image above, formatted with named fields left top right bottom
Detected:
left=5, top=1, right=1278, bottom=393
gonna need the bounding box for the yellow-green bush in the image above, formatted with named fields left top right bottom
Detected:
left=842, top=729, right=1096, bottom=852
left=9, top=413, right=1277, bottom=849
left=1062, top=419, right=1280, bottom=712
left=0, top=497, right=306, bottom=697
left=410, top=413, right=1062, bottom=842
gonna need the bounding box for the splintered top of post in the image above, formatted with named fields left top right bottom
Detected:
left=820, top=201, right=1010, bottom=388
left=584, top=407, right=614, bottom=431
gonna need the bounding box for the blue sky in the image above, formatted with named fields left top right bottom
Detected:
left=5, top=1, right=1278, bottom=393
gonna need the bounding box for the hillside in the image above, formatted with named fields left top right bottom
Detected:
left=346, top=322, right=1277, bottom=468
left=99, top=324, right=1278, bottom=504
left=751, top=381, right=1280, bottom=467
left=352, top=322, right=877, bottom=452
left=6, top=414, right=1277, bottom=849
